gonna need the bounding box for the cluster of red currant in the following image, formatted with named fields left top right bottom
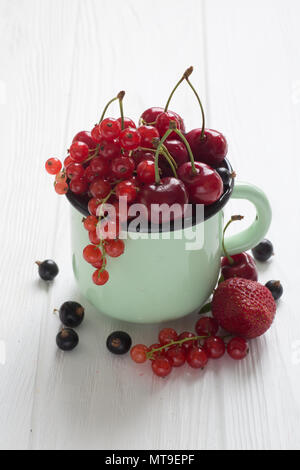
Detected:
left=130, top=318, right=249, bottom=378
left=45, top=66, right=232, bottom=286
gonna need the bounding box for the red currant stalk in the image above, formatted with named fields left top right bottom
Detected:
left=147, top=335, right=208, bottom=360
left=153, top=127, right=178, bottom=183
left=99, top=91, right=125, bottom=124
left=164, top=66, right=194, bottom=112
left=184, top=74, right=206, bottom=140
left=173, top=126, right=197, bottom=175
left=222, top=215, right=244, bottom=265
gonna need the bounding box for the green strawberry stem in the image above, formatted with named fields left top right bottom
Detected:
left=222, top=215, right=244, bottom=265
left=164, top=66, right=194, bottom=112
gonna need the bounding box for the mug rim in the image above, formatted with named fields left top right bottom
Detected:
left=66, top=158, right=234, bottom=233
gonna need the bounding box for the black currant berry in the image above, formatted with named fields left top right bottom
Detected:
left=216, top=168, right=236, bottom=188
left=56, top=329, right=79, bottom=351
left=265, top=280, right=283, bottom=301
left=36, top=260, right=59, bottom=281
left=59, top=301, right=85, bottom=328
left=106, top=331, right=132, bottom=355
left=251, top=239, right=274, bottom=262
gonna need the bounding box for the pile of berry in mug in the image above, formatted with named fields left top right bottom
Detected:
left=45, top=66, right=233, bottom=286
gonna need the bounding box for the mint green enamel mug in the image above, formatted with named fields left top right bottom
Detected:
left=68, top=164, right=271, bottom=324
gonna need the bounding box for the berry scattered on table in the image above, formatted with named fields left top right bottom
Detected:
left=59, top=301, right=85, bottom=328
left=265, top=280, right=283, bottom=301
left=227, top=337, right=249, bottom=360
left=106, top=331, right=132, bottom=355
left=251, top=239, right=274, bottom=262
left=56, top=328, right=79, bottom=351
left=36, top=260, right=59, bottom=281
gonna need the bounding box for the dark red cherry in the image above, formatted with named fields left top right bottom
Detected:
left=155, top=111, right=181, bottom=139
left=111, top=156, right=135, bottom=179
left=186, top=129, right=228, bottom=166
left=140, top=107, right=164, bottom=124
left=221, top=253, right=258, bottom=281
left=132, top=149, right=155, bottom=165
left=138, top=125, right=160, bottom=148
left=72, top=130, right=98, bottom=150
left=137, top=159, right=156, bottom=184
left=164, top=139, right=189, bottom=167
left=138, top=177, right=188, bottom=224
left=177, top=162, right=223, bottom=205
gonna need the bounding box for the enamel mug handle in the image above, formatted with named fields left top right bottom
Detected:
left=222, top=182, right=272, bottom=255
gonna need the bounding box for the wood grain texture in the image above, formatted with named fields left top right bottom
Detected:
left=0, top=0, right=299, bottom=450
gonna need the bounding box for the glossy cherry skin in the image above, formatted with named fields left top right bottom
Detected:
left=138, top=125, right=160, bottom=148
left=132, top=149, right=155, bottom=166
left=221, top=253, right=258, bottom=281
left=161, top=139, right=189, bottom=176
left=137, top=159, right=156, bottom=184
left=177, top=162, right=223, bottom=205
left=117, top=117, right=136, bottom=129
left=186, top=128, right=228, bottom=167
left=138, top=177, right=188, bottom=224
left=140, top=107, right=164, bottom=124
left=155, top=111, right=181, bottom=139
left=72, top=130, right=98, bottom=150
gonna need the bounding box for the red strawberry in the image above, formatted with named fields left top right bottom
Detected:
left=212, top=278, right=276, bottom=339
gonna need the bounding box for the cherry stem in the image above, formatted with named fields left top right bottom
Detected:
left=222, top=215, right=244, bottom=265
left=173, top=128, right=197, bottom=174
left=164, top=66, right=194, bottom=112
left=154, top=129, right=174, bottom=184
left=99, top=92, right=124, bottom=124
left=147, top=334, right=208, bottom=359
left=118, top=91, right=125, bottom=130
left=138, top=146, right=177, bottom=169
left=185, top=77, right=206, bottom=140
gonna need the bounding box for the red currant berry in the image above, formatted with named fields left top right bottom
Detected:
left=115, top=180, right=137, bottom=203
left=90, top=178, right=111, bottom=199
left=92, top=269, right=109, bottom=286
left=186, top=346, right=208, bottom=369
left=83, top=244, right=102, bottom=264
left=105, top=239, right=125, bottom=257
left=55, top=171, right=67, bottom=183
left=84, top=165, right=97, bottom=184
left=117, top=117, right=136, bottom=129
left=138, top=125, right=160, bottom=148
left=195, top=317, right=219, bottom=337
left=111, top=156, right=135, bottom=179
left=119, top=128, right=141, bottom=151
left=155, top=112, right=180, bottom=138
left=64, top=155, right=73, bottom=168
left=83, top=215, right=98, bottom=232
left=130, top=344, right=148, bottom=364
left=137, top=159, right=156, bottom=184
left=178, top=332, right=197, bottom=351
left=203, top=336, right=226, bottom=359
left=66, top=162, right=85, bottom=179
left=99, top=118, right=121, bottom=141
left=45, top=158, right=62, bottom=175
left=99, top=140, right=121, bottom=160
left=69, top=176, right=88, bottom=194
left=227, top=337, right=249, bottom=360
left=69, top=141, right=89, bottom=163
left=159, top=328, right=178, bottom=346
left=91, top=125, right=102, bottom=143
left=72, top=130, right=98, bottom=150
left=148, top=343, right=166, bottom=361
left=92, top=257, right=106, bottom=270
left=89, top=157, right=110, bottom=178
left=98, top=219, right=120, bottom=240
left=165, top=345, right=186, bottom=367
left=54, top=182, right=68, bottom=195
left=152, top=357, right=172, bottom=377
left=89, top=230, right=100, bottom=245
left=88, top=197, right=102, bottom=216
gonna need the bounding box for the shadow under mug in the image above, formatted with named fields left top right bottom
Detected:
left=67, top=159, right=272, bottom=324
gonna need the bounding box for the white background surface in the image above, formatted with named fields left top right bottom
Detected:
left=0, top=0, right=300, bottom=450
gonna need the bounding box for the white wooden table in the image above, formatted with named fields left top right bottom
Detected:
left=1, top=0, right=300, bottom=450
